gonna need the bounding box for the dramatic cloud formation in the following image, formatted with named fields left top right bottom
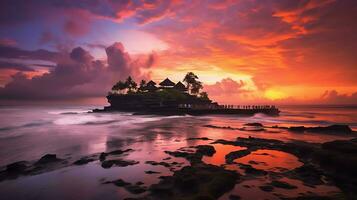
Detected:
left=0, top=0, right=356, bottom=103
left=319, top=90, right=357, bottom=105
left=204, top=78, right=254, bottom=104
left=0, top=42, right=155, bottom=100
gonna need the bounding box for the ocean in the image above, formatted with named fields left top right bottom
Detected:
left=0, top=104, right=356, bottom=199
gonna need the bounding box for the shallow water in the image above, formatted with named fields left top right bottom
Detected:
left=0, top=105, right=356, bottom=199
left=234, top=149, right=303, bottom=172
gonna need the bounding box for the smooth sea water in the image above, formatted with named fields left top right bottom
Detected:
left=0, top=104, right=356, bottom=200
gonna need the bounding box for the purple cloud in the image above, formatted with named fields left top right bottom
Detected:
left=0, top=42, right=156, bottom=100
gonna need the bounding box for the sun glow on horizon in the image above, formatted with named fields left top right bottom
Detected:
left=265, top=89, right=287, bottom=100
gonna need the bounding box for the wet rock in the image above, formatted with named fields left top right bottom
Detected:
left=145, top=170, right=160, bottom=174
left=288, top=126, right=307, bottom=132
left=35, top=154, right=61, bottom=165
left=288, top=125, right=353, bottom=134
left=99, top=149, right=133, bottom=161
left=229, top=194, right=241, bottom=200
left=244, top=123, right=263, bottom=127
left=280, top=195, right=340, bottom=200
left=287, top=164, right=324, bottom=186
left=125, top=185, right=147, bottom=194
left=204, top=125, right=239, bottom=130
left=136, top=181, right=144, bottom=185
left=110, top=179, right=130, bottom=187
left=145, top=161, right=171, bottom=168
left=6, top=161, right=28, bottom=173
left=240, top=164, right=268, bottom=176
left=259, top=185, right=274, bottom=192
left=225, top=150, right=252, bottom=164
left=149, top=163, right=239, bottom=199
left=165, top=146, right=205, bottom=164
left=321, top=140, right=357, bottom=154
left=101, top=159, right=139, bottom=168
left=270, top=180, right=297, bottom=189
left=195, top=145, right=216, bottom=156
left=99, top=153, right=107, bottom=161
left=73, top=157, right=96, bottom=165
left=109, top=149, right=133, bottom=155
left=105, top=179, right=147, bottom=194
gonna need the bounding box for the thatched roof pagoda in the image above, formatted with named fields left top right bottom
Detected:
left=174, top=81, right=187, bottom=91
left=146, top=80, right=157, bottom=91
left=159, top=78, right=175, bottom=88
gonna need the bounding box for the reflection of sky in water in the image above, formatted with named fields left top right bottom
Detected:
left=234, top=149, right=303, bottom=172
left=0, top=105, right=355, bottom=199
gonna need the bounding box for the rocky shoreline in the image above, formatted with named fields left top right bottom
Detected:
left=1, top=124, right=356, bottom=200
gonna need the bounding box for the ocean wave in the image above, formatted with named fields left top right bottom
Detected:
left=84, top=120, right=119, bottom=125
left=0, top=121, right=49, bottom=132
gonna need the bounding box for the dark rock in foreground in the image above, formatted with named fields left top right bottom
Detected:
left=165, top=145, right=216, bottom=164
left=259, top=185, right=274, bottom=192
left=73, top=156, right=96, bottom=165
left=229, top=194, right=241, bottom=200
left=145, top=170, right=160, bottom=174
left=269, top=180, right=297, bottom=189
left=213, top=136, right=357, bottom=199
left=195, top=145, right=216, bottom=156
left=104, top=179, right=147, bottom=194
left=99, top=149, right=133, bottom=161
left=149, top=163, right=239, bottom=199
left=225, top=150, right=251, bottom=164
left=101, top=159, right=139, bottom=168
left=35, top=154, right=61, bottom=165
left=6, top=161, right=28, bottom=174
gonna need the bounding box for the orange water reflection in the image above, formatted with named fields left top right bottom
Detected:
left=202, top=144, right=246, bottom=166
left=235, top=149, right=303, bottom=172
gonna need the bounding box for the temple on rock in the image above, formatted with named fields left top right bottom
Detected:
left=94, top=72, right=280, bottom=115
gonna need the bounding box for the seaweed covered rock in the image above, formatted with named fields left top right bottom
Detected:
left=149, top=163, right=239, bottom=199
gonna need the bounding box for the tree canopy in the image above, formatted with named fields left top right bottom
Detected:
left=183, top=72, right=203, bottom=95
left=125, top=76, right=137, bottom=92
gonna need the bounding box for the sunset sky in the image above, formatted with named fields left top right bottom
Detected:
left=0, top=0, right=357, bottom=104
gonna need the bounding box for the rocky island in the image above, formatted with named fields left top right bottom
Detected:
left=94, top=72, right=280, bottom=115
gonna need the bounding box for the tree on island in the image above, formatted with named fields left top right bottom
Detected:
left=138, top=80, right=147, bottom=92
left=183, top=72, right=203, bottom=95
left=125, top=76, right=137, bottom=93
left=199, top=92, right=209, bottom=100
left=112, top=80, right=127, bottom=94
